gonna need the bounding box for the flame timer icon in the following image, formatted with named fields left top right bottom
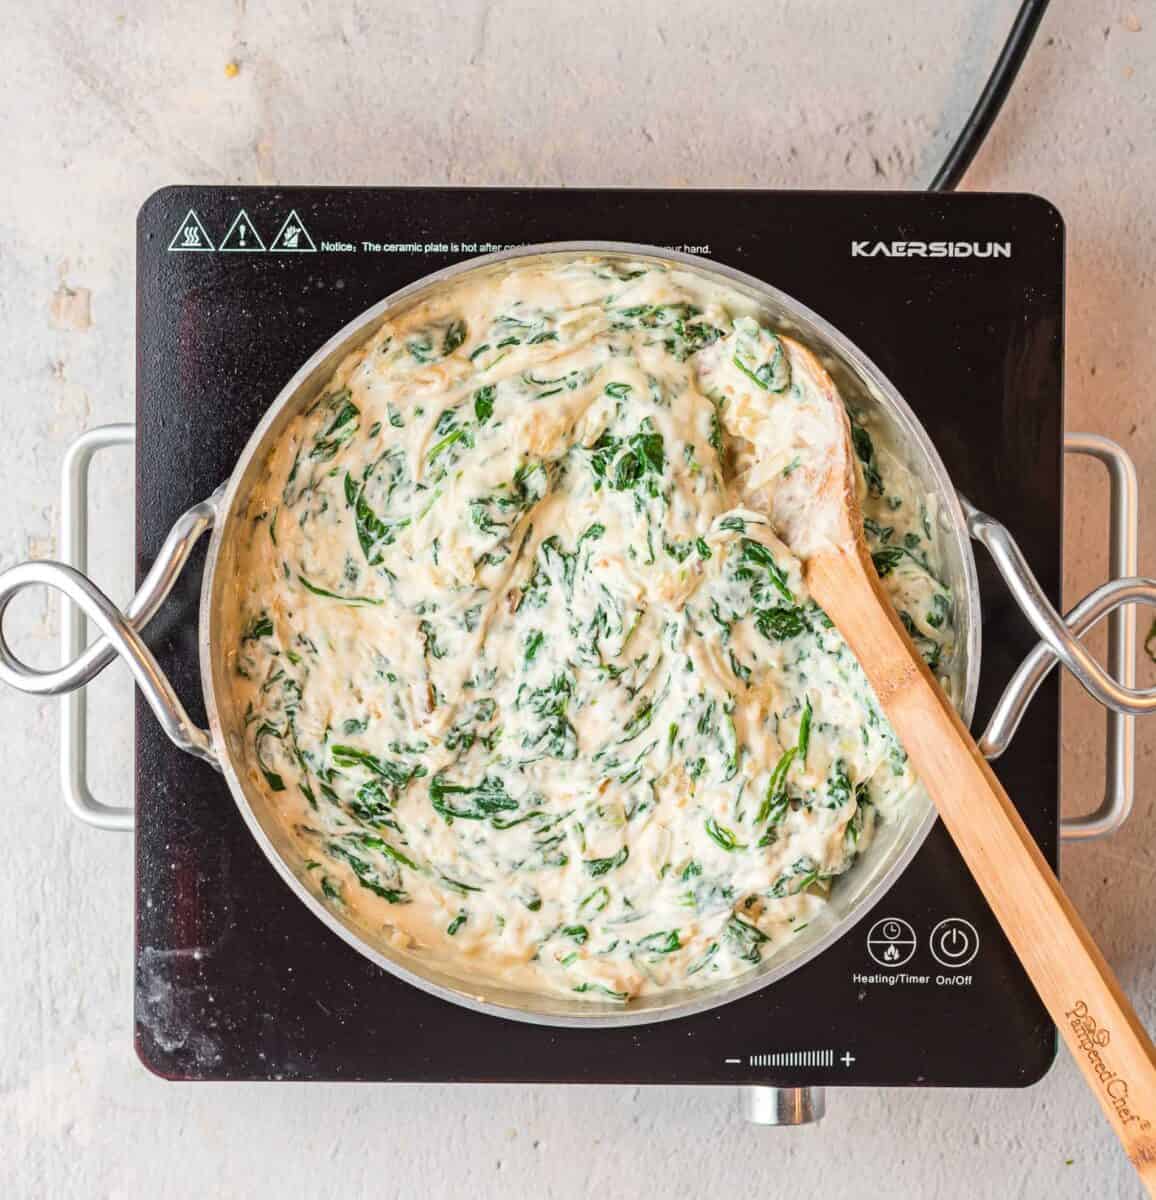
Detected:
left=866, top=917, right=917, bottom=967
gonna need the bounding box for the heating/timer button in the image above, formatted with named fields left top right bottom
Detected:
left=865, top=917, right=917, bottom=967
left=929, top=918, right=980, bottom=968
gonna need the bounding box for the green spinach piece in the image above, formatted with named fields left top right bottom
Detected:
left=634, top=930, right=681, bottom=955
left=755, top=605, right=807, bottom=641
left=443, top=319, right=468, bottom=356
left=344, top=464, right=410, bottom=566
left=331, top=744, right=425, bottom=789
left=327, top=841, right=408, bottom=903
left=725, top=915, right=769, bottom=964
left=735, top=539, right=794, bottom=604
left=242, top=613, right=274, bottom=642
left=756, top=747, right=796, bottom=825
left=298, top=574, right=383, bottom=607
left=310, top=390, right=360, bottom=461
left=704, top=816, right=745, bottom=852
left=797, top=697, right=813, bottom=763
left=584, top=846, right=629, bottom=877
left=254, top=722, right=286, bottom=791
left=572, top=982, right=627, bottom=1001
left=430, top=774, right=520, bottom=822
left=588, top=419, right=666, bottom=498
left=850, top=417, right=884, bottom=497
left=474, top=384, right=496, bottom=423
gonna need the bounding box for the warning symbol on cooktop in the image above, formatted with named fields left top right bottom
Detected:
left=866, top=917, right=917, bottom=967
left=167, top=208, right=215, bottom=252
left=269, top=209, right=317, bottom=253
left=219, top=209, right=266, bottom=252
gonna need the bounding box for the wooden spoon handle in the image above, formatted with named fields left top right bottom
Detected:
left=808, top=547, right=1156, bottom=1192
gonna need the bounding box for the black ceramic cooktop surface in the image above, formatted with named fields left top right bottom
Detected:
left=134, top=187, right=1063, bottom=1085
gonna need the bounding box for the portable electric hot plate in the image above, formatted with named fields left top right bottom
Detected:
left=29, top=187, right=1148, bottom=1119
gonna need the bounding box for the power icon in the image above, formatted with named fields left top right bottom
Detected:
left=930, top=918, right=980, bottom=968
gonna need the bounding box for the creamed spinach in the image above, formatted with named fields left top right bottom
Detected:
left=227, top=257, right=954, bottom=1003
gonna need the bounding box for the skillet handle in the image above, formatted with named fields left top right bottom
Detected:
left=0, top=424, right=220, bottom=831
left=0, top=559, right=217, bottom=770
left=971, top=433, right=1155, bottom=840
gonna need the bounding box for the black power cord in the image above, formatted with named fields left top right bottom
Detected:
left=928, top=0, right=1051, bottom=191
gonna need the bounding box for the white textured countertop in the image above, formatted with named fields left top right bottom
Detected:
left=2, top=2, right=1154, bottom=1196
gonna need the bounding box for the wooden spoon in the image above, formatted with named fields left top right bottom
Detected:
left=753, top=340, right=1156, bottom=1191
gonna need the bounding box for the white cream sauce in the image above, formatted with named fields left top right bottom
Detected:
left=224, top=257, right=954, bottom=1003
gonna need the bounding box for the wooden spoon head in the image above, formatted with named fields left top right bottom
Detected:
left=727, top=335, right=865, bottom=563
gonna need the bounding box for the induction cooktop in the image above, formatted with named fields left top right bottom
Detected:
left=134, top=186, right=1062, bottom=1087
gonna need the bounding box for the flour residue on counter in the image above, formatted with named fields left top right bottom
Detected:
left=224, top=256, right=954, bottom=1003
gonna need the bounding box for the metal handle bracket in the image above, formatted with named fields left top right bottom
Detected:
left=974, top=433, right=1152, bottom=840
left=62, top=424, right=135, bottom=829
left=0, top=423, right=220, bottom=830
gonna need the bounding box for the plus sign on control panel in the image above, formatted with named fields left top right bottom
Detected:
left=929, top=918, right=980, bottom=968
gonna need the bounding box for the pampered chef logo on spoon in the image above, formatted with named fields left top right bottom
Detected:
left=851, top=239, right=1011, bottom=259
left=1066, top=1000, right=1153, bottom=1133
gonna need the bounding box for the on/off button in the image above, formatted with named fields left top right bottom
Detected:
left=930, top=918, right=980, bottom=968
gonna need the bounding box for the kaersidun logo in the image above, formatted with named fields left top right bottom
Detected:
left=851, top=240, right=1011, bottom=259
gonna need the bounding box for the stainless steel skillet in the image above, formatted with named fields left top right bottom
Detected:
left=1, top=243, right=1152, bottom=1027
